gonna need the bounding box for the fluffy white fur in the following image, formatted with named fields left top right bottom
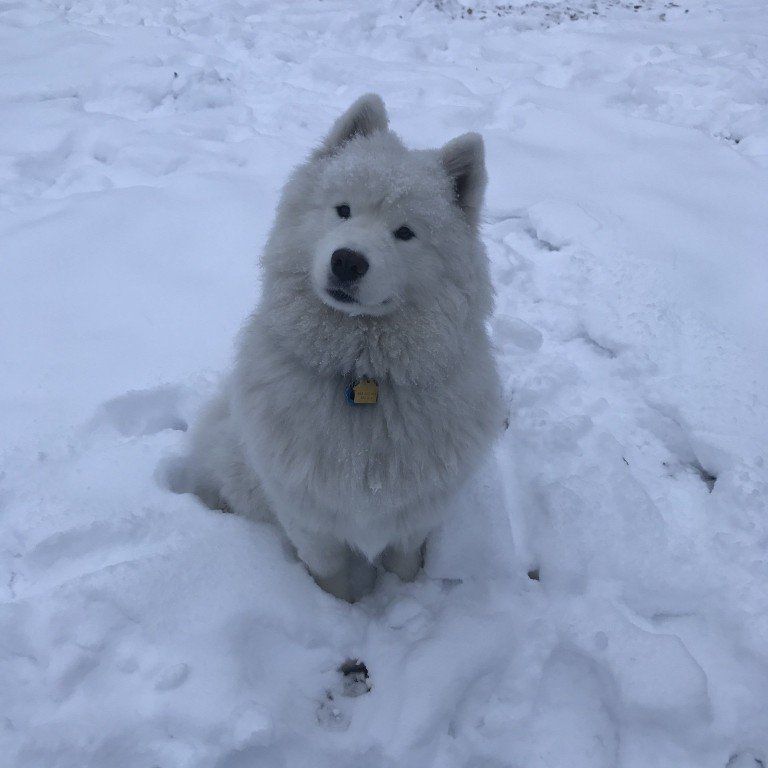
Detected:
left=183, top=94, right=503, bottom=601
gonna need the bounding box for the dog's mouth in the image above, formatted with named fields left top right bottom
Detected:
left=326, top=287, right=358, bottom=304
left=319, top=282, right=395, bottom=317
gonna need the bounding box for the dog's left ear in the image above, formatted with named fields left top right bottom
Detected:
left=440, top=133, right=487, bottom=228
left=317, top=94, right=389, bottom=157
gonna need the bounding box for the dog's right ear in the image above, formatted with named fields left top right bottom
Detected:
left=315, top=94, right=388, bottom=158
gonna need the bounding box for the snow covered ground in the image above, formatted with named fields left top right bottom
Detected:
left=2, top=0, right=768, bottom=765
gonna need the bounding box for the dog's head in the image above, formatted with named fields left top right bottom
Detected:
left=264, top=95, right=491, bottom=323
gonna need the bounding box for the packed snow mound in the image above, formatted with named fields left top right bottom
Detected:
left=1, top=0, right=768, bottom=766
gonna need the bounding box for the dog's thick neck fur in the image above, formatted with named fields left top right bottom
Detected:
left=254, top=268, right=483, bottom=387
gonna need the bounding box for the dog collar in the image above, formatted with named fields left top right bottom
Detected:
left=345, top=377, right=379, bottom=405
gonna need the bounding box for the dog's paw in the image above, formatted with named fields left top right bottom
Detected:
left=313, top=562, right=376, bottom=603
left=380, top=541, right=425, bottom=582
left=310, top=547, right=377, bottom=602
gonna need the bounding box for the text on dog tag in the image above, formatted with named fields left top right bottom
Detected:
left=352, top=378, right=378, bottom=405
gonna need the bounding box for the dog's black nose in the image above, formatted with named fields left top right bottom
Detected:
left=331, top=248, right=369, bottom=283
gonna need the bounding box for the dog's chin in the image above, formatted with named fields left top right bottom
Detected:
left=317, top=285, right=395, bottom=317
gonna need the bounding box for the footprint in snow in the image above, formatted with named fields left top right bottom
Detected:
left=154, top=662, right=190, bottom=691
left=339, top=658, right=371, bottom=697
left=645, top=405, right=719, bottom=493
left=727, top=753, right=765, bottom=768
left=315, top=659, right=371, bottom=732
left=90, top=385, right=188, bottom=437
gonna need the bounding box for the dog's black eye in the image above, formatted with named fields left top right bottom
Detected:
left=394, top=225, right=415, bottom=241
left=336, top=204, right=351, bottom=219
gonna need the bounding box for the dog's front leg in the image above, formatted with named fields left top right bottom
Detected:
left=286, top=524, right=376, bottom=603
left=380, top=540, right=426, bottom=583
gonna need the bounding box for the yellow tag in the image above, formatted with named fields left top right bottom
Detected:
left=353, top=378, right=379, bottom=404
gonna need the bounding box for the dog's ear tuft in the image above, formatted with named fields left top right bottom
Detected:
left=440, top=132, right=487, bottom=228
left=317, top=94, right=389, bottom=157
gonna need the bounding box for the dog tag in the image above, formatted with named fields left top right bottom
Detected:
left=345, top=377, right=379, bottom=405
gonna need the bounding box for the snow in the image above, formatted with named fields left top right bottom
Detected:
left=1, top=0, right=768, bottom=766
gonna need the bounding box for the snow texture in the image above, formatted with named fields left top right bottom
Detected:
left=1, top=0, right=768, bottom=766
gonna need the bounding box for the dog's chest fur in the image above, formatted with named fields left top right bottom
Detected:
left=232, top=317, right=501, bottom=527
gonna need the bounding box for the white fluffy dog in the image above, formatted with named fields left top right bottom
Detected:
left=184, top=95, right=502, bottom=600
